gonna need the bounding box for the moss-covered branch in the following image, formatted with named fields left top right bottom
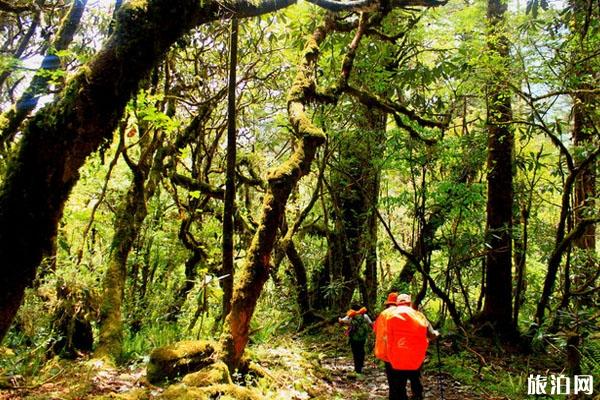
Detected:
left=344, top=85, right=447, bottom=128
left=170, top=174, right=225, bottom=199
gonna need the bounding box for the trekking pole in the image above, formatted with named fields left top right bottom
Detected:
left=436, top=337, right=445, bottom=400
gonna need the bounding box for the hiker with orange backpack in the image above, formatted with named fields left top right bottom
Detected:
left=338, top=304, right=373, bottom=374
left=374, top=293, right=439, bottom=400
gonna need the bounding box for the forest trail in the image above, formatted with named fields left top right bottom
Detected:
left=307, top=337, right=479, bottom=400
left=318, top=352, right=473, bottom=399
left=0, top=334, right=481, bottom=400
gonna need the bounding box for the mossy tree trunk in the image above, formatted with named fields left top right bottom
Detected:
left=573, top=94, right=597, bottom=260
left=219, top=20, right=331, bottom=371
left=0, top=0, right=210, bottom=343
left=286, top=242, right=313, bottom=318
left=95, top=126, right=163, bottom=360
left=329, top=107, right=384, bottom=312
left=165, top=212, right=207, bottom=322
left=570, top=0, right=597, bottom=296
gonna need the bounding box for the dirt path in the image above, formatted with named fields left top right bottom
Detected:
left=315, top=344, right=478, bottom=400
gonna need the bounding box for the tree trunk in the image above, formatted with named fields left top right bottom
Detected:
left=363, top=111, right=385, bottom=313
left=329, top=107, right=384, bottom=311
left=166, top=245, right=203, bottom=321
left=512, top=205, right=528, bottom=328
left=571, top=87, right=597, bottom=306
left=478, top=0, right=515, bottom=337
left=284, top=240, right=316, bottom=327
left=95, top=128, right=162, bottom=360
left=219, top=21, right=330, bottom=371
left=572, top=96, right=596, bottom=253
left=221, top=17, right=239, bottom=321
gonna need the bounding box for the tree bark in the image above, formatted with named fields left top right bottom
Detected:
left=0, top=0, right=208, bottom=342
left=221, top=17, right=239, bottom=321
left=478, top=0, right=515, bottom=337
left=569, top=0, right=598, bottom=312
left=329, top=107, right=384, bottom=312
left=284, top=240, right=315, bottom=326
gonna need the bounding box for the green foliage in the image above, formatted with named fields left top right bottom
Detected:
left=0, top=55, right=21, bottom=75
left=134, top=90, right=179, bottom=133
left=0, top=290, right=54, bottom=377
left=437, top=352, right=528, bottom=399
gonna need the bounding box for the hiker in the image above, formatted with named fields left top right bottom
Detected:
left=374, top=293, right=439, bottom=400
left=338, top=304, right=373, bottom=374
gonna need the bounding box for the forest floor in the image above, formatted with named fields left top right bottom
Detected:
left=0, top=344, right=472, bottom=399
left=0, top=326, right=566, bottom=399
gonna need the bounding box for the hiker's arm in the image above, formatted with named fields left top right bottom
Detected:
left=426, top=321, right=440, bottom=340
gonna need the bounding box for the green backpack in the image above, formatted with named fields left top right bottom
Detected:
left=349, top=315, right=370, bottom=342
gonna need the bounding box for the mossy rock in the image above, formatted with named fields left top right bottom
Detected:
left=160, top=383, right=261, bottom=400
left=181, top=360, right=232, bottom=386
left=146, top=340, right=215, bottom=383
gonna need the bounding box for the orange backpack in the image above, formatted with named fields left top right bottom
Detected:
left=373, top=307, right=393, bottom=362
left=374, top=305, right=429, bottom=370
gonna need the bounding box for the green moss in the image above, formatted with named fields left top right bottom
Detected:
left=0, top=346, right=15, bottom=357
left=287, top=72, right=312, bottom=102
left=181, top=360, right=232, bottom=386
left=288, top=102, right=325, bottom=139
left=159, top=385, right=208, bottom=400
left=146, top=340, right=216, bottom=383
left=303, top=36, right=320, bottom=58
left=0, top=113, right=8, bottom=131
left=160, top=384, right=262, bottom=400
left=128, top=0, right=148, bottom=8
